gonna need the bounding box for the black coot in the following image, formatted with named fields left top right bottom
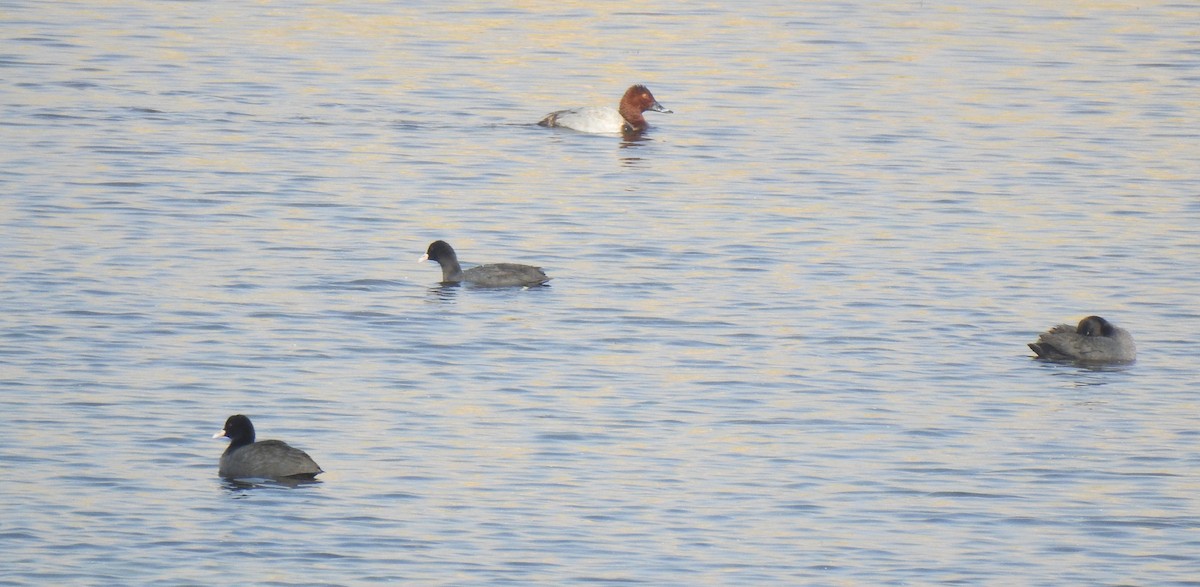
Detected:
left=419, top=240, right=550, bottom=287
left=1028, top=315, right=1136, bottom=363
left=213, top=415, right=323, bottom=480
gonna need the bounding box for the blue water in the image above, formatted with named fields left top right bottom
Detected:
left=3, top=1, right=1199, bottom=584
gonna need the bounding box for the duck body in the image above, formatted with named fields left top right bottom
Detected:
left=1028, top=316, right=1136, bottom=363
left=539, top=106, right=631, bottom=134
left=214, top=415, right=323, bottom=480
left=419, top=240, right=550, bottom=288
left=538, top=84, right=671, bottom=134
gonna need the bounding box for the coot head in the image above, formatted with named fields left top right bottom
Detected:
left=213, top=414, right=255, bottom=449
left=419, top=240, right=458, bottom=266
left=1076, top=315, right=1115, bottom=337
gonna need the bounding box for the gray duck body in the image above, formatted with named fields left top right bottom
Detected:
left=419, top=240, right=550, bottom=287
left=1028, top=316, right=1136, bottom=363
left=214, top=415, right=323, bottom=480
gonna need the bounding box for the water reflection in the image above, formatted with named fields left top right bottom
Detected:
left=424, top=282, right=551, bottom=301
left=618, top=136, right=655, bottom=167
left=1030, top=357, right=1137, bottom=388
left=4, top=0, right=1198, bottom=584
left=426, top=283, right=462, bottom=302
left=219, top=477, right=324, bottom=493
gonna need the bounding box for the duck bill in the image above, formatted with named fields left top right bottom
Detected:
left=418, top=253, right=429, bottom=263
left=650, top=101, right=672, bottom=113
left=212, top=429, right=227, bottom=439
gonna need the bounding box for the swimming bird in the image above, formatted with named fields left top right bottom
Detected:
left=213, top=415, right=323, bottom=480
left=1028, top=315, right=1136, bottom=363
left=419, top=240, right=550, bottom=287
left=538, top=84, right=671, bottom=134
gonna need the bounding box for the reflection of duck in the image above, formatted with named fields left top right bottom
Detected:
left=419, top=240, right=550, bottom=288
left=1028, top=316, right=1136, bottom=363
left=213, top=415, right=323, bottom=480
left=538, top=84, right=671, bottom=134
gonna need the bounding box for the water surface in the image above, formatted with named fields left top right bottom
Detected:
left=2, top=1, right=1199, bottom=584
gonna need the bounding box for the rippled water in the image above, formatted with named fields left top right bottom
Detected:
left=3, top=1, right=1199, bottom=584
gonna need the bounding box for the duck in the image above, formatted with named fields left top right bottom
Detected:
left=419, top=240, right=550, bottom=287
left=1028, top=315, right=1136, bottom=363
left=538, top=84, right=671, bottom=134
left=213, top=415, right=323, bottom=480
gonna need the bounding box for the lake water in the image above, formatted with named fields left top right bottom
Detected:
left=2, top=1, right=1199, bottom=584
